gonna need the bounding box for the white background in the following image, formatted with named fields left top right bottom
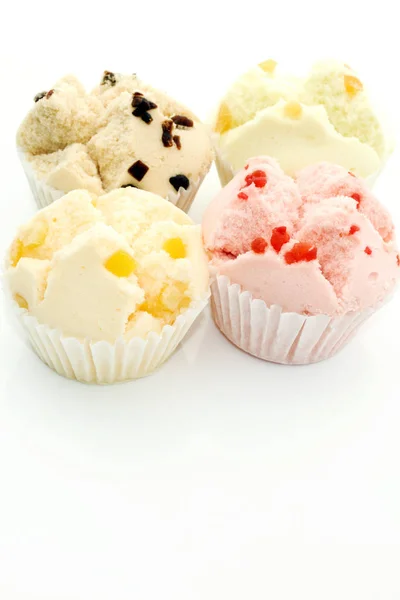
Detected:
left=1, top=1, right=400, bottom=598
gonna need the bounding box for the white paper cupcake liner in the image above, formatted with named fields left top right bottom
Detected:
left=214, top=147, right=236, bottom=188
left=17, top=148, right=65, bottom=209
left=8, top=294, right=209, bottom=384
left=17, top=148, right=210, bottom=213
left=165, top=168, right=209, bottom=213
left=210, top=276, right=376, bottom=365
left=213, top=138, right=388, bottom=190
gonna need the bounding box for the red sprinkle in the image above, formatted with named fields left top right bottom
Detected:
left=244, top=164, right=249, bottom=170
left=351, top=193, right=362, bottom=208
left=251, top=237, right=268, bottom=254
left=271, top=226, right=290, bottom=253
left=349, top=225, right=360, bottom=235
left=397, top=254, right=400, bottom=266
left=348, top=171, right=356, bottom=177
left=285, top=242, right=317, bottom=265
left=219, top=249, right=238, bottom=260
left=364, top=246, right=372, bottom=255
left=237, top=191, right=248, bottom=200
left=244, top=170, right=267, bottom=188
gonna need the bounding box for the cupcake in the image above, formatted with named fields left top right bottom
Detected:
left=17, top=72, right=213, bottom=211
left=213, top=60, right=391, bottom=187
left=4, top=188, right=210, bottom=383
left=203, top=157, right=399, bottom=365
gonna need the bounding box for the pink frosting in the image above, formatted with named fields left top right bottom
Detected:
left=203, top=157, right=399, bottom=316
left=203, top=157, right=301, bottom=257
left=297, top=162, right=394, bottom=242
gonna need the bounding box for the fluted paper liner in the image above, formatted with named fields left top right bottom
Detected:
left=18, top=149, right=64, bottom=208
left=165, top=170, right=209, bottom=213
left=10, top=295, right=209, bottom=384
left=213, top=137, right=388, bottom=190
left=211, top=276, right=374, bottom=365
left=17, top=148, right=209, bottom=213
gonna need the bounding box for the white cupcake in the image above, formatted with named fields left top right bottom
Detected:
left=4, top=188, right=209, bottom=383
left=212, top=59, right=392, bottom=189
left=17, top=72, right=213, bottom=211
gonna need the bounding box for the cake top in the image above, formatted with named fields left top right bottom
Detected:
left=17, top=75, right=104, bottom=155
left=6, top=188, right=209, bottom=342
left=17, top=71, right=213, bottom=199
left=213, top=60, right=389, bottom=179
left=203, top=157, right=399, bottom=315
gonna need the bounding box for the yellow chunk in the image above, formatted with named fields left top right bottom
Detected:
left=258, top=59, right=277, bottom=74
left=140, top=281, right=190, bottom=321
left=104, top=250, right=136, bottom=277
left=344, top=74, right=363, bottom=97
left=163, top=238, right=186, bottom=259
left=10, top=221, right=50, bottom=267
left=139, top=296, right=165, bottom=319
left=22, top=221, right=48, bottom=249
left=215, top=102, right=233, bottom=134
left=10, top=240, right=23, bottom=267
left=14, top=294, right=29, bottom=310
left=162, top=283, right=190, bottom=312
left=284, top=101, right=303, bottom=119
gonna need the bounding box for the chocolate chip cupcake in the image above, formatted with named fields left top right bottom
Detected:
left=17, top=72, right=213, bottom=212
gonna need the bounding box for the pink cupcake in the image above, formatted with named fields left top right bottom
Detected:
left=203, top=157, right=399, bottom=364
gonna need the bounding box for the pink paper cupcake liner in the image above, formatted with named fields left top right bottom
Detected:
left=211, top=275, right=375, bottom=365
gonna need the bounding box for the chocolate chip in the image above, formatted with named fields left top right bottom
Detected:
left=173, top=135, right=181, bottom=150
left=132, top=101, right=157, bottom=114
left=132, top=97, right=157, bottom=114
left=34, top=91, right=47, bottom=102
left=132, top=92, right=144, bottom=107
left=162, top=120, right=174, bottom=147
left=133, top=108, right=152, bottom=123
left=46, top=89, right=54, bottom=99
left=140, top=112, right=153, bottom=124
left=169, top=175, right=189, bottom=191
left=144, top=98, right=157, bottom=111
left=102, top=71, right=117, bottom=86
left=121, top=183, right=138, bottom=188
left=131, top=94, right=158, bottom=123
left=128, top=160, right=149, bottom=182
left=172, top=115, right=194, bottom=128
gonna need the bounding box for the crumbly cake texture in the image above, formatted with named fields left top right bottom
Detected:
left=6, top=188, right=209, bottom=343
left=203, top=157, right=399, bottom=316
left=214, top=60, right=388, bottom=178
left=87, top=91, right=212, bottom=197
left=29, top=144, right=104, bottom=195
left=301, top=60, right=385, bottom=157
left=17, top=72, right=212, bottom=199
left=92, top=73, right=198, bottom=119
left=17, top=76, right=105, bottom=155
